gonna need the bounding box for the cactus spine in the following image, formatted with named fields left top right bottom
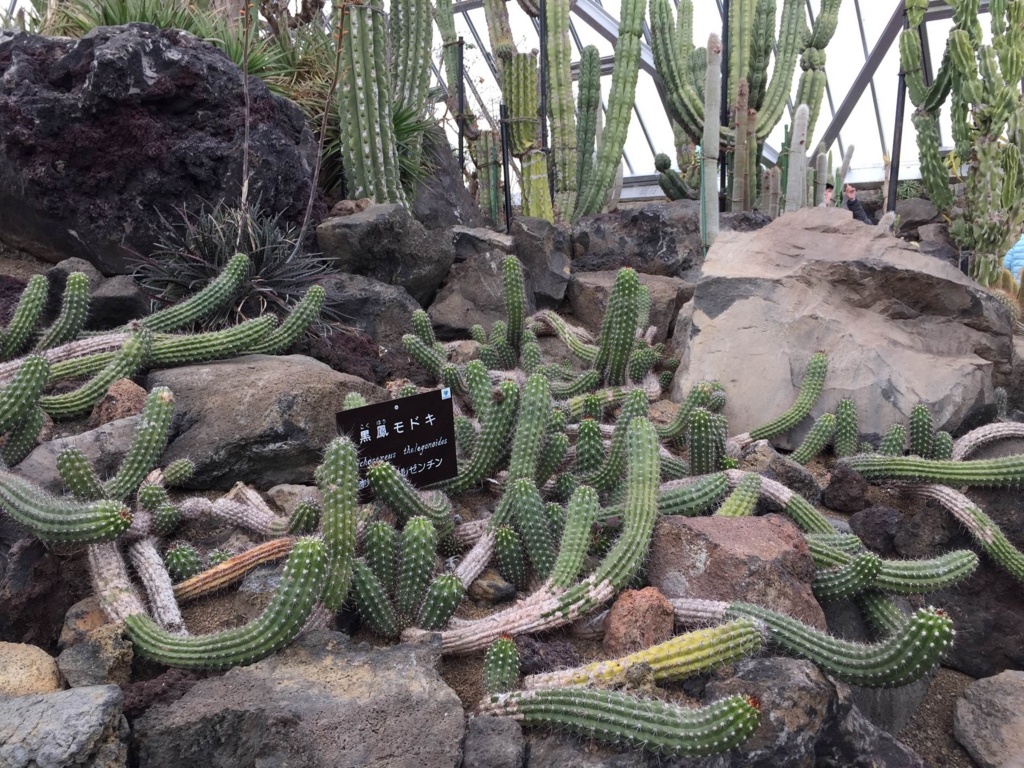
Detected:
left=316, top=438, right=359, bottom=611
left=0, top=470, right=131, bottom=543
left=483, top=637, right=521, bottom=693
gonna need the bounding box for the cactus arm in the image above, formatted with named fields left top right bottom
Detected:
left=524, top=618, right=763, bottom=688
left=581, top=389, right=648, bottom=492
left=1, top=406, right=45, bottom=466
left=573, top=46, right=602, bottom=201
left=649, top=0, right=704, bottom=143
left=546, top=0, right=578, bottom=216
left=833, top=398, right=859, bottom=457
left=391, top=0, right=432, bottom=116
left=714, top=473, right=760, bottom=517
left=247, top=285, right=325, bottom=355
left=908, top=404, right=935, bottom=458
left=417, top=573, right=465, bottom=630
left=103, top=387, right=175, bottom=501
left=39, top=330, right=151, bottom=419
left=443, top=381, right=519, bottom=494
left=745, top=352, right=828, bottom=441
left=395, top=515, right=438, bottom=620
left=172, top=538, right=297, bottom=603
left=593, top=269, right=641, bottom=387
left=1, top=275, right=48, bottom=360
left=783, top=104, right=810, bottom=211
left=727, top=0, right=755, bottom=110
left=727, top=603, right=954, bottom=688
left=856, top=592, right=910, bottom=636
left=125, top=537, right=328, bottom=669
left=128, top=537, right=186, bottom=633
left=483, top=637, right=521, bottom=694
left=368, top=461, right=454, bottom=537
left=790, top=412, right=836, bottom=465
left=509, top=479, right=557, bottom=580
left=508, top=374, right=551, bottom=483
left=536, top=432, right=570, bottom=487
left=596, top=472, right=729, bottom=524
left=138, top=253, right=250, bottom=333
left=57, top=447, right=106, bottom=501
left=724, top=469, right=833, bottom=534
left=842, top=452, right=1024, bottom=487
left=495, top=525, right=530, bottom=590
left=503, top=257, right=527, bottom=353
left=316, top=437, right=359, bottom=611
left=952, top=421, right=1024, bottom=460
left=34, top=272, right=90, bottom=352
left=479, top=688, right=760, bottom=758
left=906, top=484, right=1024, bottom=584
left=754, top=0, right=803, bottom=139
left=533, top=310, right=598, bottom=363
left=548, top=485, right=599, bottom=589
left=812, top=553, right=882, bottom=602
left=747, top=0, right=775, bottom=109
left=0, top=355, right=48, bottom=434
left=402, top=334, right=447, bottom=380
left=0, top=469, right=131, bottom=543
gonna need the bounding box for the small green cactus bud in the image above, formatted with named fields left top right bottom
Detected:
left=931, top=430, right=953, bottom=460
left=208, top=549, right=232, bottom=567
left=909, top=404, right=934, bottom=458
left=398, top=383, right=419, bottom=399
left=165, top=543, right=203, bottom=582
left=343, top=392, right=368, bottom=410
left=878, top=424, right=907, bottom=456
left=152, top=503, right=181, bottom=537
left=494, top=524, right=529, bottom=591
left=162, top=459, right=195, bottom=487
left=483, top=637, right=520, bottom=693
left=411, top=309, right=439, bottom=348
left=287, top=499, right=321, bottom=535
left=470, top=325, right=488, bottom=344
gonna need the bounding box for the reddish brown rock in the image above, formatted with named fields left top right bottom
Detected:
left=602, top=587, right=675, bottom=657
left=88, top=377, right=147, bottom=427
left=647, top=513, right=827, bottom=630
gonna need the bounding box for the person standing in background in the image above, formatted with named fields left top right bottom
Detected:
left=844, top=184, right=874, bottom=224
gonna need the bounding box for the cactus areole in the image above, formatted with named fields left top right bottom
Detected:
left=335, top=388, right=458, bottom=499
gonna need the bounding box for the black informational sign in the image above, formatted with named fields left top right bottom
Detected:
left=336, top=388, right=458, bottom=500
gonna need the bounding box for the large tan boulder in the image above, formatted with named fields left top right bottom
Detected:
left=0, top=642, right=62, bottom=697
left=671, top=207, right=1012, bottom=448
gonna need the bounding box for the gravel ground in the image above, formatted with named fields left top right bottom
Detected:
left=898, top=667, right=979, bottom=768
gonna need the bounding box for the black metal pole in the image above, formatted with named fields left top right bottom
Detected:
left=457, top=37, right=466, bottom=173
left=539, top=0, right=554, bottom=199
left=720, top=0, right=729, bottom=202
left=500, top=103, right=514, bottom=233
left=887, top=12, right=909, bottom=214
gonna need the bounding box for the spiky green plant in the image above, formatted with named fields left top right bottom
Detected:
left=747, top=352, right=828, bottom=441
left=483, top=637, right=521, bottom=694
left=0, top=470, right=131, bottom=543
left=164, top=543, right=203, bottom=582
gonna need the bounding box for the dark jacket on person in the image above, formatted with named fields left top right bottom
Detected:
left=846, top=196, right=873, bottom=224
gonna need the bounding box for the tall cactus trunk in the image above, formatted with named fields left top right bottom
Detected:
left=701, top=34, right=722, bottom=248
left=482, top=0, right=517, bottom=85
left=573, top=0, right=646, bottom=219
left=338, top=0, right=406, bottom=205
left=731, top=79, right=751, bottom=212
left=574, top=46, right=602, bottom=201
left=813, top=151, right=828, bottom=206
left=546, top=0, right=576, bottom=217
left=784, top=104, right=810, bottom=212
left=391, top=0, right=432, bottom=168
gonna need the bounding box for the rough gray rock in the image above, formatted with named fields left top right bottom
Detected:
left=822, top=462, right=871, bottom=513
left=316, top=203, right=455, bottom=305
left=571, top=201, right=770, bottom=279
left=15, top=416, right=140, bottom=494
left=410, top=123, right=484, bottom=230
left=0, top=25, right=320, bottom=275
left=767, top=453, right=822, bottom=505
left=147, top=355, right=385, bottom=489
left=671, top=207, right=1011, bottom=449
left=132, top=632, right=465, bottom=768
left=0, top=685, right=129, bottom=768
left=56, top=624, right=133, bottom=688
left=894, top=198, right=941, bottom=238
left=464, top=717, right=525, bottom=768
left=429, top=247, right=536, bottom=338
left=849, top=505, right=903, bottom=556
left=319, top=272, right=420, bottom=350
left=87, top=276, right=150, bottom=330
left=511, top=217, right=573, bottom=308
left=568, top=271, right=693, bottom=343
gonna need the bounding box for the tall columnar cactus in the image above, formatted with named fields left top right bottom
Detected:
left=574, top=46, right=602, bottom=208
left=338, top=0, right=406, bottom=205
left=902, top=0, right=1024, bottom=284
left=473, top=131, right=503, bottom=226
left=125, top=537, right=328, bottom=669
left=502, top=256, right=527, bottom=354
left=479, top=688, right=760, bottom=758
left=573, top=0, right=646, bottom=219
left=784, top=105, right=810, bottom=212
left=700, top=34, right=722, bottom=247
left=545, top=0, right=577, bottom=216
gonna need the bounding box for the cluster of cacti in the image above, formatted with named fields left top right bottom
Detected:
left=901, top=0, right=1024, bottom=286
left=649, top=0, right=841, bottom=214
left=655, top=153, right=696, bottom=201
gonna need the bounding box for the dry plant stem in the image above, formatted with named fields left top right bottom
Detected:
left=88, top=542, right=147, bottom=623
left=454, top=529, right=496, bottom=587
left=671, top=598, right=733, bottom=627
left=178, top=496, right=287, bottom=536
left=173, top=537, right=297, bottom=602
left=300, top=602, right=335, bottom=634
left=951, top=422, right=1024, bottom=460
left=128, top=538, right=186, bottom=634
left=454, top=519, right=488, bottom=547
left=0, top=334, right=130, bottom=382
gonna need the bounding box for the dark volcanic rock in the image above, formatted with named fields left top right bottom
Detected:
left=0, top=24, right=321, bottom=275
left=410, top=123, right=484, bottom=230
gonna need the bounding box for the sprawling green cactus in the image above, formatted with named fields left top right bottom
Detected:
left=1, top=275, right=47, bottom=360
left=878, top=424, right=907, bottom=456
left=495, top=525, right=529, bottom=591
left=687, top=407, right=720, bottom=476
left=248, top=285, right=325, bottom=355
left=0, top=470, right=131, bottom=543
left=352, top=559, right=401, bottom=637
left=508, top=374, right=551, bottom=483
left=790, top=412, right=836, bottom=465
left=715, top=473, right=760, bottom=517
left=417, top=573, right=465, bottom=630
left=35, top=273, right=90, bottom=352
left=368, top=461, right=454, bottom=538
left=0, top=355, right=48, bottom=434
left=727, top=603, right=954, bottom=687
left=813, top=553, right=882, bottom=602
left=125, top=536, right=328, bottom=669
left=103, top=387, right=175, bottom=501
left=747, top=352, right=828, bottom=441
left=444, top=381, right=519, bottom=494
left=316, top=437, right=359, bottom=612
left=842, top=452, right=1024, bottom=487
left=139, top=253, right=250, bottom=333
left=480, top=688, right=760, bottom=757
left=2, top=407, right=45, bottom=466
left=833, top=398, right=859, bottom=458
left=581, top=389, right=648, bottom=492
left=908, top=404, right=935, bottom=459
left=163, top=459, right=195, bottom=486
left=287, top=499, right=321, bottom=535
left=593, top=269, right=641, bottom=387
left=395, top=516, right=438, bottom=619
